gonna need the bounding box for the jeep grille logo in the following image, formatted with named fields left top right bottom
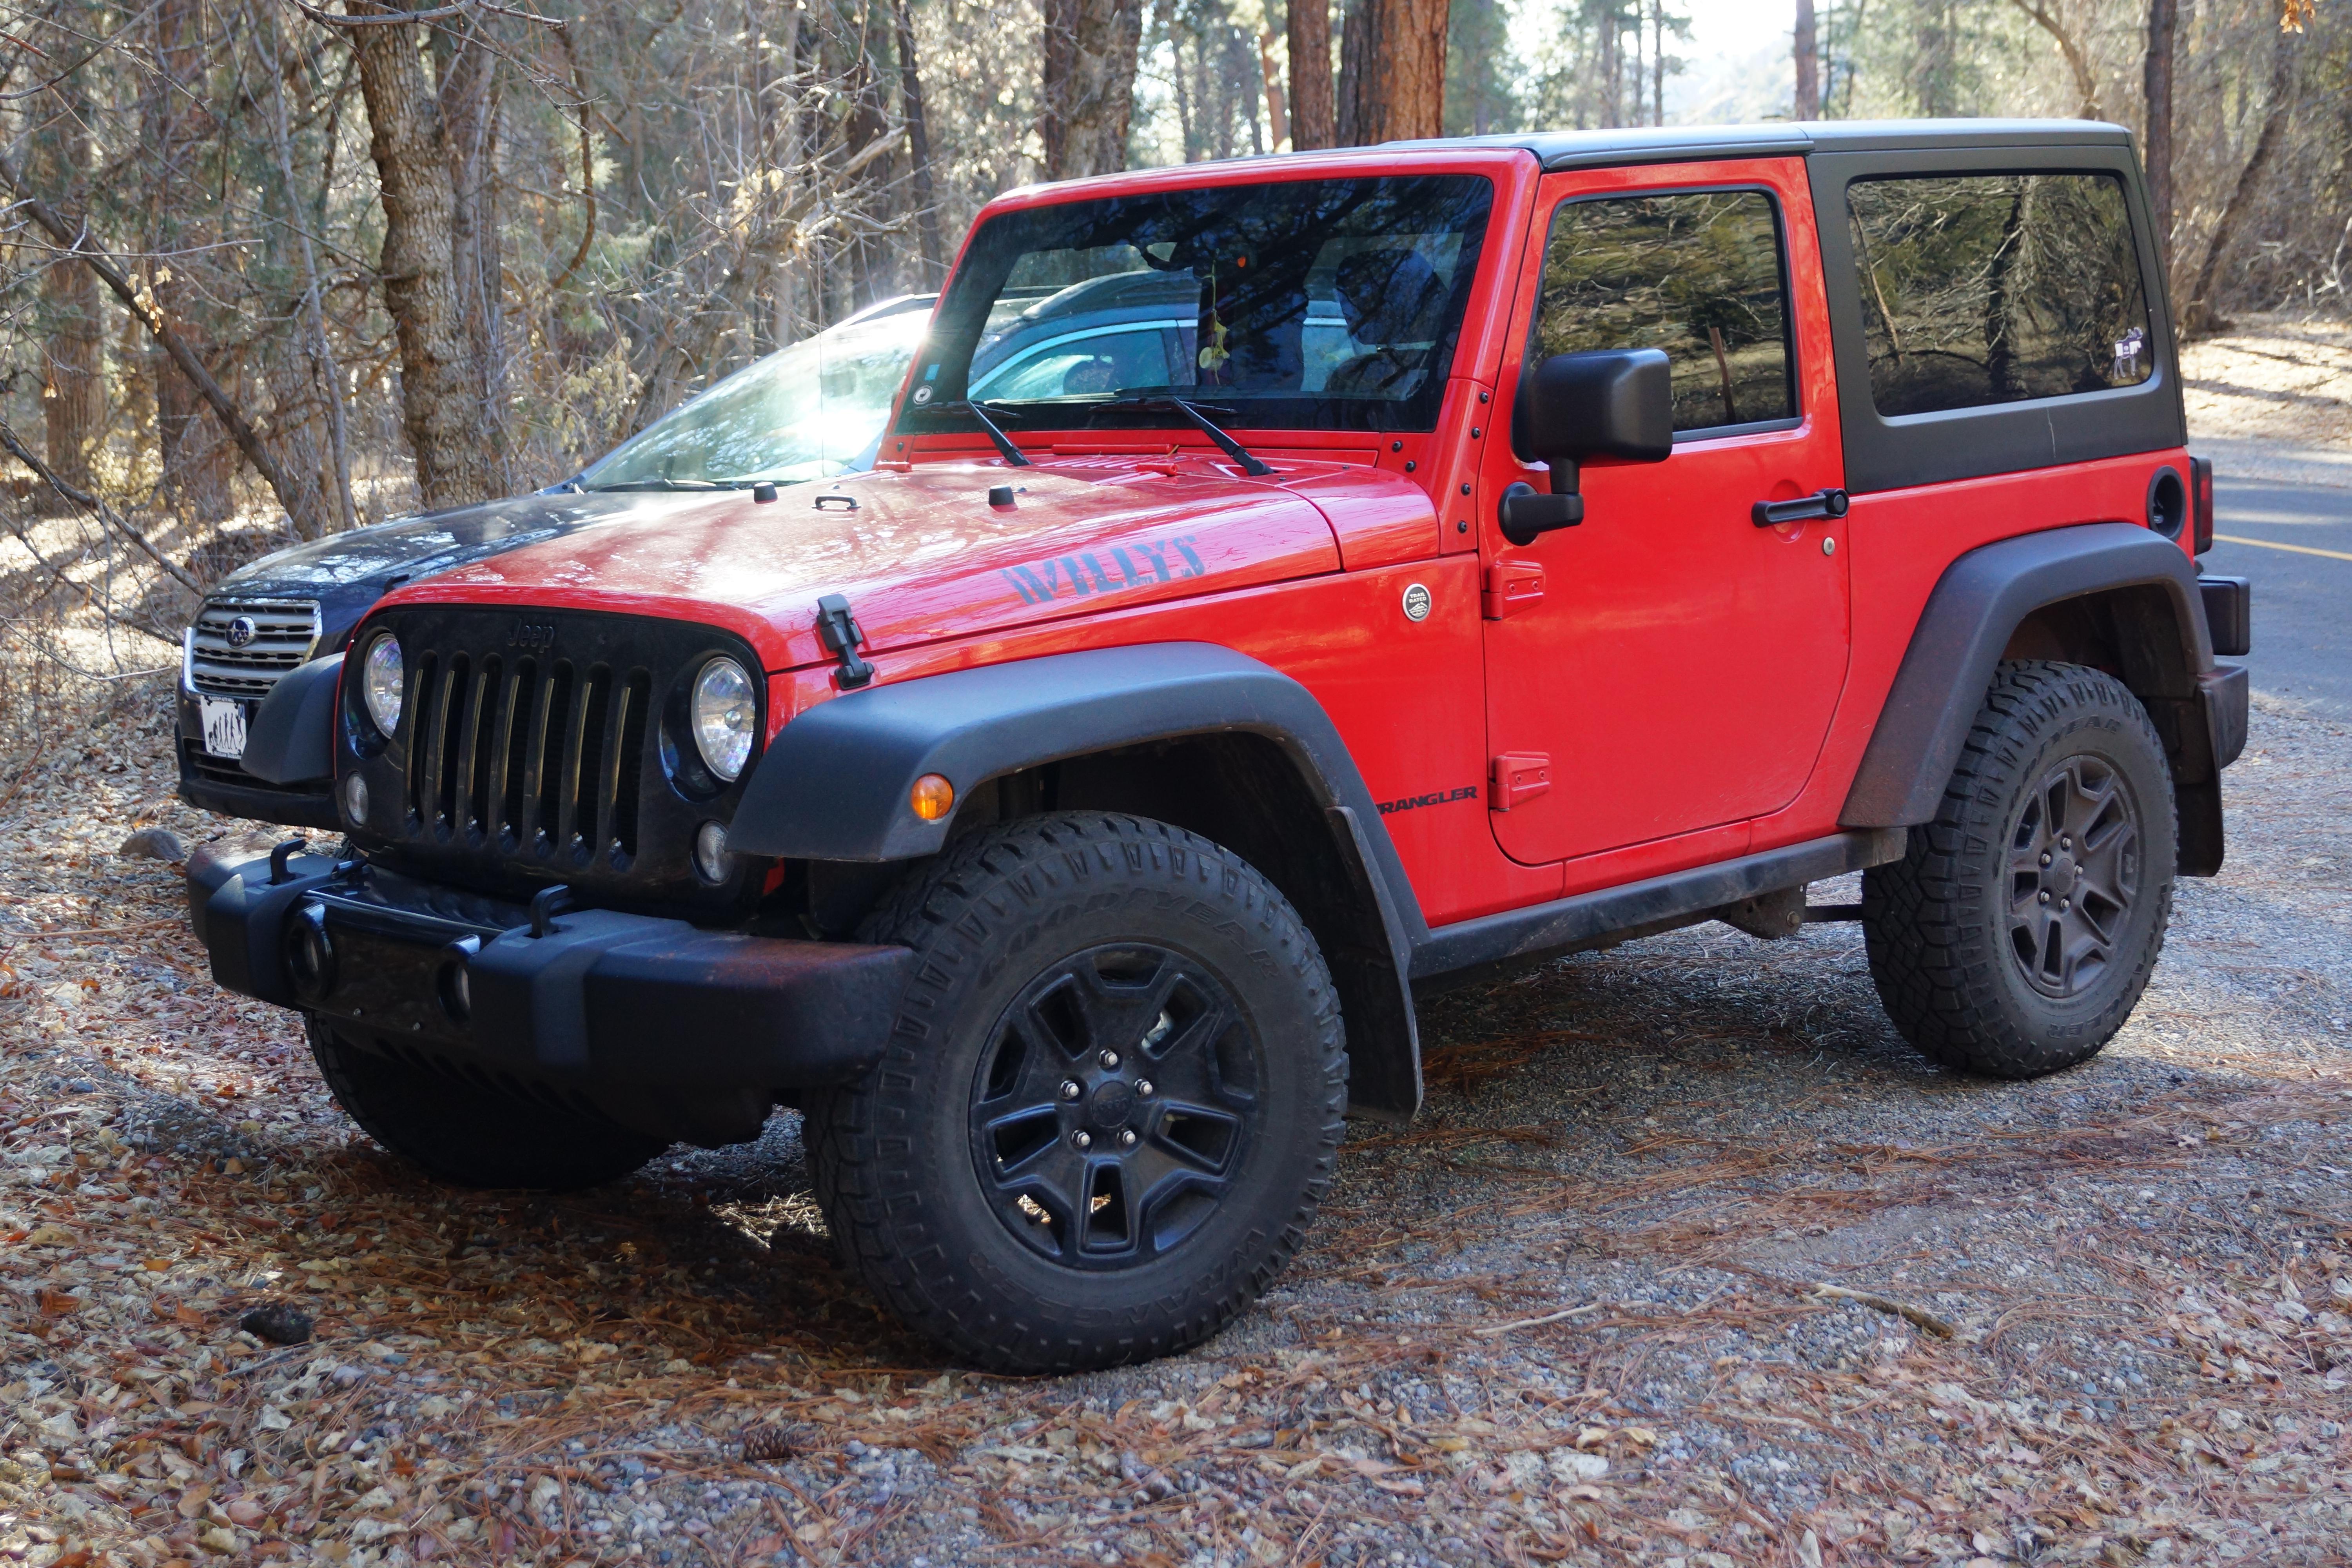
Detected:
left=510, top=619, right=558, bottom=649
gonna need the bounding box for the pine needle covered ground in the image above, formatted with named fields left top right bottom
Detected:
left=0, top=700, right=2345, bottom=1566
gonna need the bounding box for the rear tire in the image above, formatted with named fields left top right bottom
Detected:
left=307, top=1017, right=667, bottom=1189
left=804, top=812, right=1348, bottom=1373
left=1862, top=660, right=2176, bottom=1078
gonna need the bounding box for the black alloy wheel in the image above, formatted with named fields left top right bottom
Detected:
left=1863, top=660, right=2176, bottom=1079
left=2005, top=755, right=2141, bottom=999
left=971, top=944, right=1257, bottom=1268
left=804, top=811, right=1348, bottom=1373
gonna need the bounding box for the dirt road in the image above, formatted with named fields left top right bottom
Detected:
left=4, top=326, right=2349, bottom=1565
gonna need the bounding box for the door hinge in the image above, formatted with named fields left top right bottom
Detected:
left=1482, top=558, right=1545, bottom=619
left=1490, top=752, right=1552, bottom=810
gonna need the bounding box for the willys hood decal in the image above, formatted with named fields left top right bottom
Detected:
left=379, top=457, right=1394, bottom=671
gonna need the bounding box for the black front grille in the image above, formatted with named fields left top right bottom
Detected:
left=339, top=607, right=764, bottom=912
left=403, top=650, right=653, bottom=866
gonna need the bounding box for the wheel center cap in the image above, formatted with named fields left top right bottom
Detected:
left=2047, top=853, right=2080, bottom=896
left=1087, top=1080, right=1135, bottom=1130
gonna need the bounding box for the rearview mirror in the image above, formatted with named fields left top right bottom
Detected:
left=1499, top=349, right=1674, bottom=546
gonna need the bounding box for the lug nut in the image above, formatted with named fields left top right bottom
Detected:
left=1059, top=1079, right=1083, bottom=1101
left=1134, top=1079, right=1154, bottom=1098
left=1117, top=1130, right=1139, bottom=1149
left=2060, top=898, right=2071, bottom=911
left=2038, top=891, right=2051, bottom=904
left=1098, top=1048, right=1121, bottom=1069
left=1070, top=1130, right=1092, bottom=1151
left=2060, top=835, right=2072, bottom=849
left=2040, top=852, right=2053, bottom=866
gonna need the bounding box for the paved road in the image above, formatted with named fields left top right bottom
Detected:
left=2202, top=475, right=2352, bottom=717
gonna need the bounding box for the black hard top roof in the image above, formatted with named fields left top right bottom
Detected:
left=1383, top=119, right=2136, bottom=171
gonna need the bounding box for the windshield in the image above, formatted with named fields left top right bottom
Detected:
left=579, top=302, right=931, bottom=489
left=898, top=175, right=1495, bottom=438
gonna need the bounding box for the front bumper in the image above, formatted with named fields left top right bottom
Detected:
left=188, top=851, right=913, bottom=1100
left=176, top=691, right=339, bottom=830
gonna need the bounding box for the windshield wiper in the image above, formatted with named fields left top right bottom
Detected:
left=935, top=400, right=1032, bottom=468
left=583, top=476, right=732, bottom=492
left=1087, top=394, right=1274, bottom=477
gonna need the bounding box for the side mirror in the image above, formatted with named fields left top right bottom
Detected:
left=1499, top=348, right=1675, bottom=546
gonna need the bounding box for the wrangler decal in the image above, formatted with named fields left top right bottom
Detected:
left=1377, top=784, right=1479, bottom=815
left=1002, top=534, right=1206, bottom=605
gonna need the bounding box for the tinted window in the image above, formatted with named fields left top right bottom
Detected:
left=903, top=176, right=1495, bottom=434
left=1529, top=190, right=1794, bottom=436
left=1846, top=173, right=2153, bottom=417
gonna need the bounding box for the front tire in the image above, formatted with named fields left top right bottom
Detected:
left=1862, top=660, right=2176, bottom=1078
left=804, top=813, right=1348, bottom=1373
left=307, top=1017, right=668, bottom=1189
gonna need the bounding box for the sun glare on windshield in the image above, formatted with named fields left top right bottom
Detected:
left=579, top=305, right=931, bottom=490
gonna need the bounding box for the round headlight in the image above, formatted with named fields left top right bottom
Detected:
left=691, top=657, right=756, bottom=782
left=360, top=633, right=403, bottom=736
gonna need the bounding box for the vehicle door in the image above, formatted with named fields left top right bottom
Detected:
left=1478, top=157, right=1851, bottom=867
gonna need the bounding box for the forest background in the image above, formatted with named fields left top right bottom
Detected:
left=0, top=0, right=2345, bottom=629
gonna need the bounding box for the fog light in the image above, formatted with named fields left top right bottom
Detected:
left=693, top=820, right=731, bottom=883
left=283, top=902, right=335, bottom=1000
left=341, top=771, right=368, bottom=824
left=436, top=958, right=472, bottom=1024
left=910, top=773, right=955, bottom=822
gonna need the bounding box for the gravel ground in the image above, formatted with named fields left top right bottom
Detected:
left=2, top=683, right=2346, bottom=1568
left=2180, top=312, right=2352, bottom=488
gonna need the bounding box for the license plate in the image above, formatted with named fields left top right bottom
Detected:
left=200, top=695, right=249, bottom=760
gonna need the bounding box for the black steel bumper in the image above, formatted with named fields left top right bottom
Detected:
left=187, top=850, right=913, bottom=1096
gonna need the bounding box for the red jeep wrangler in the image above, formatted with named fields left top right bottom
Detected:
left=191, top=120, right=2251, bottom=1372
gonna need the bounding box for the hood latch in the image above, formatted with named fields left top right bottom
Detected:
left=815, top=594, right=876, bottom=690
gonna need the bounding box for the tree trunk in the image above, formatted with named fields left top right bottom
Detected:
left=41, top=244, right=104, bottom=500
left=39, top=93, right=103, bottom=497
left=1288, top=0, right=1334, bottom=150
left=347, top=0, right=499, bottom=510
left=1259, top=29, right=1291, bottom=150
left=2143, top=0, right=2178, bottom=279
left=1336, top=0, right=1446, bottom=145
left=148, top=0, right=236, bottom=523
left=1042, top=0, right=1143, bottom=178
left=435, top=17, right=508, bottom=495
left=263, top=1, right=357, bottom=535
left=2183, top=27, right=2298, bottom=334
left=1040, top=0, right=1076, bottom=176
left=1794, top=0, right=1820, bottom=119
left=893, top=0, right=946, bottom=281
left=1650, top=0, right=1664, bottom=125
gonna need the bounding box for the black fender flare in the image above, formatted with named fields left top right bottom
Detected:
left=730, top=642, right=1429, bottom=1117
left=241, top=655, right=341, bottom=786
left=1839, top=522, right=2228, bottom=867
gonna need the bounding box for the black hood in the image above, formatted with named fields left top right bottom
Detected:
left=209, top=488, right=704, bottom=650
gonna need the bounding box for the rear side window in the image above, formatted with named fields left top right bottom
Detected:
left=1529, top=190, right=1795, bottom=436
left=1846, top=173, right=2153, bottom=417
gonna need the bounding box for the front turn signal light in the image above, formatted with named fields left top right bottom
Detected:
left=910, top=773, right=955, bottom=821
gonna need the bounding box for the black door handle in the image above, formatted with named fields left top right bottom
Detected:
left=1751, top=487, right=1849, bottom=528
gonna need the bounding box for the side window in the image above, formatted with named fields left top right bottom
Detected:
left=1529, top=190, right=1795, bottom=436
left=1846, top=173, right=2152, bottom=418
